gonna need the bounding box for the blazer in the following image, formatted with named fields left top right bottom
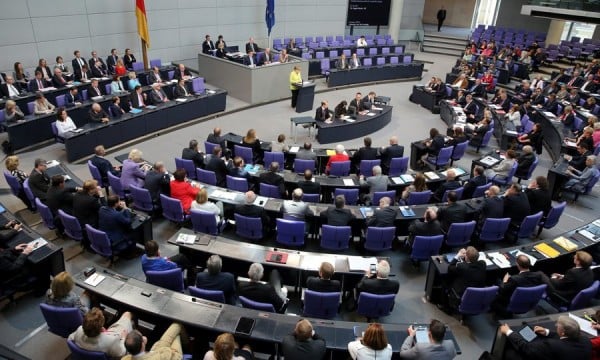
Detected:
left=29, top=170, right=50, bottom=201
left=448, top=259, right=486, bottom=295
left=173, top=69, right=191, bottom=81
left=195, top=271, right=236, bottom=304
left=426, top=135, right=446, bottom=156
left=149, top=88, right=168, bottom=104
left=399, top=336, right=456, bottom=360
left=206, top=156, right=228, bottom=187
left=463, top=101, right=477, bottom=117
left=496, top=270, right=545, bottom=306
left=74, top=70, right=92, bottom=82
left=337, top=58, right=348, bottom=70
left=477, top=196, right=504, bottom=222
left=282, top=200, right=313, bottom=220
left=88, top=57, right=106, bottom=70
left=314, top=107, right=332, bottom=121
left=437, top=202, right=468, bottom=231
left=352, top=146, right=379, bottom=164
left=181, top=147, right=204, bottom=170
left=516, top=153, right=535, bottom=178
left=238, top=281, right=284, bottom=312
left=206, top=134, right=226, bottom=150
left=297, top=180, right=321, bottom=195
left=408, top=219, right=443, bottom=241
left=306, top=277, right=341, bottom=293
left=234, top=203, right=269, bottom=225
left=432, top=180, right=461, bottom=203
left=52, top=74, right=68, bottom=88
left=469, top=83, right=486, bottom=98
left=507, top=331, right=592, bottom=360
left=259, top=171, right=285, bottom=197
left=108, top=103, right=124, bottom=118
left=87, top=85, right=103, bottom=98
left=173, top=84, right=190, bottom=98
left=349, top=98, right=366, bottom=113
left=0, top=83, right=23, bottom=98
left=281, top=334, right=326, bottom=360
left=120, top=159, right=145, bottom=190
left=361, top=175, right=389, bottom=198
left=525, top=188, right=552, bottom=216
left=35, top=65, right=53, bottom=80
left=110, top=80, right=126, bottom=93
left=202, top=40, right=215, bottom=54
left=367, top=207, right=397, bottom=227
left=503, top=192, right=531, bottom=226
left=143, top=170, right=170, bottom=202
left=90, top=65, right=107, bottom=78
left=245, top=42, right=259, bottom=53
left=71, top=57, right=87, bottom=77
left=462, top=175, right=487, bottom=199
left=380, top=144, right=404, bottom=170
left=90, top=155, right=117, bottom=183
left=356, top=277, right=400, bottom=296
left=72, top=192, right=104, bottom=228
left=549, top=267, right=594, bottom=301
left=169, top=180, right=199, bottom=212
left=215, top=49, right=226, bottom=58
left=45, top=186, right=76, bottom=216
left=322, top=206, right=355, bottom=226
left=98, top=206, right=132, bottom=243
left=28, top=78, right=50, bottom=92
left=130, top=91, right=146, bottom=108
left=65, top=92, right=81, bottom=107
left=89, top=108, right=109, bottom=123
left=543, top=100, right=559, bottom=114
left=106, top=55, right=118, bottom=73
left=123, top=54, right=136, bottom=69
left=121, top=323, right=183, bottom=360
left=243, top=54, right=257, bottom=66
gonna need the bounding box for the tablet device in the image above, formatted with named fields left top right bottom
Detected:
left=518, top=326, right=537, bottom=342
left=415, top=327, right=430, bottom=343
left=235, top=317, right=255, bottom=336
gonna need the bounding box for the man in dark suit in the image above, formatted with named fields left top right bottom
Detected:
left=516, top=145, right=536, bottom=178
left=90, top=145, right=120, bottom=184
left=476, top=185, right=504, bottom=224
left=29, top=159, right=50, bottom=201
left=541, top=93, right=559, bottom=114
left=52, top=68, right=70, bottom=88
left=446, top=246, right=486, bottom=309
left=130, top=85, right=147, bottom=108
left=297, top=169, right=320, bottom=196
left=206, top=146, right=229, bottom=187
left=546, top=250, right=594, bottom=304
left=234, top=191, right=270, bottom=226
left=239, top=262, right=286, bottom=313
left=281, top=320, right=326, bottom=360
left=567, top=144, right=592, bottom=172
left=306, top=261, right=341, bottom=293
left=243, top=51, right=257, bottom=66
left=366, top=197, right=397, bottom=227
left=530, top=87, right=546, bottom=106
left=149, top=83, right=169, bottom=104
left=72, top=179, right=105, bottom=232
left=437, top=191, right=468, bottom=232
left=148, top=66, right=165, bottom=84
left=90, top=60, right=107, bottom=78
left=504, top=184, right=532, bottom=228
left=432, top=170, right=461, bottom=203
left=0, top=76, right=23, bottom=98
left=463, top=94, right=478, bottom=123
left=348, top=92, right=366, bottom=114
left=314, top=101, right=332, bottom=122
left=492, top=255, right=545, bottom=315
left=259, top=162, right=286, bottom=198
left=352, top=136, right=378, bottom=171
left=206, top=127, right=226, bottom=150
left=173, top=64, right=192, bottom=81
left=356, top=260, right=400, bottom=298
left=195, top=255, right=236, bottom=305
left=526, top=176, right=552, bottom=216
left=88, top=103, right=109, bottom=123
left=379, top=136, right=404, bottom=174
left=360, top=91, right=377, bottom=110
left=174, top=79, right=191, bottom=98
left=74, top=64, right=92, bottom=82
left=98, top=195, right=134, bottom=252
left=71, top=50, right=87, bottom=80
left=407, top=208, right=443, bottom=246
left=321, top=195, right=355, bottom=226
left=500, top=316, right=592, bottom=359
left=144, top=161, right=170, bottom=205
left=29, top=71, right=50, bottom=92
left=46, top=174, right=77, bottom=216
left=579, top=74, right=597, bottom=93
left=228, top=156, right=252, bottom=184
left=181, top=139, right=204, bottom=170
left=462, top=166, right=487, bottom=199
left=106, top=49, right=119, bottom=74
left=202, top=35, right=215, bottom=54
left=65, top=87, right=82, bottom=107
left=245, top=37, right=259, bottom=53
left=467, top=78, right=486, bottom=98
left=88, top=50, right=107, bottom=72
left=87, top=79, right=103, bottom=98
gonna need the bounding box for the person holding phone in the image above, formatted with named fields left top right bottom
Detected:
left=353, top=260, right=399, bottom=309
left=400, top=319, right=456, bottom=359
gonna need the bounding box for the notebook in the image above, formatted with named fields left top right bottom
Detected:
left=129, top=108, right=143, bottom=114
left=400, top=206, right=415, bottom=217
left=265, top=251, right=288, bottom=264
left=176, top=233, right=197, bottom=244
left=534, top=243, right=561, bottom=258
left=553, top=236, right=578, bottom=251
left=424, top=172, right=439, bottom=180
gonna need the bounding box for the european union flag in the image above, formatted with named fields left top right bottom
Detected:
left=266, top=0, right=275, bottom=36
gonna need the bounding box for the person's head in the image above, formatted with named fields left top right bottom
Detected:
left=5, top=100, right=16, bottom=111
left=516, top=254, right=532, bottom=271
left=319, top=262, right=334, bottom=280
left=205, top=34, right=211, bottom=41
left=213, top=127, right=222, bottom=136
left=362, top=323, right=388, bottom=351
left=378, top=196, right=391, bottom=208
left=178, top=78, right=186, bottom=87
left=429, top=128, right=439, bottom=138
left=486, top=185, right=500, bottom=197
left=575, top=251, right=593, bottom=269
left=153, top=161, right=165, bottom=173
left=134, top=85, right=142, bottom=93
left=128, top=72, right=137, bottom=80
left=53, top=67, right=62, bottom=77
left=555, top=316, right=581, bottom=339
left=245, top=128, right=256, bottom=142
left=294, top=319, right=314, bottom=341
left=506, top=149, right=516, bottom=159
left=413, top=172, right=426, bottom=191
left=233, top=156, right=244, bottom=168
left=577, top=143, right=589, bottom=155
left=34, top=158, right=47, bottom=171
left=355, top=92, right=362, bottom=101
left=188, top=139, right=199, bottom=151
left=321, top=100, right=328, bottom=108
left=446, top=190, right=458, bottom=203
left=465, top=246, right=479, bottom=263
left=94, top=145, right=106, bottom=156
left=125, top=48, right=132, bottom=56
left=51, top=174, right=65, bottom=188
left=50, top=271, right=75, bottom=299
left=446, top=169, right=456, bottom=181
left=428, top=320, right=446, bottom=344
left=144, top=240, right=160, bottom=257
left=173, top=168, right=186, bottom=181
left=303, top=169, right=313, bottom=181
left=292, top=188, right=303, bottom=201
left=389, top=136, right=398, bottom=145
left=522, top=145, right=533, bottom=155
left=371, top=165, right=382, bottom=176
left=248, top=262, right=264, bottom=281
left=55, top=107, right=67, bottom=121
left=533, top=123, right=541, bottom=132
left=112, top=96, right=120, bottom=105
left=4, top=75, right=14, bottom=84
left=91, top=78, right=99, bottom=87
left=474, top=166, right=484, bottom=177
left=303, top=142, right=312, bottom=150
left=212, top=333, right=236, bottom=360
left=376, top=260, right=390, bottom=278
left=107, top=195, right=121, bottom=208
left=124, top=330, right=146, bottom=356
left=293, top=65, right=300, bottom=73
left=277, top=133, right=286, bottom=144
left=244, top=191, right=257, bottom=204
left=206, top=254, right=223, bottom=275
left=128, top=148, right=143, bottom=162
left=335, top=144, right=344, bottom=154
left=91, top=103, right=102, bottom=113
left=82, top=179, right=98, bottom=194
left=195, top=188, right=209, bottom=205
left=152, top=82, right=160, bottom=91
left=70, top=87, right=78, bottom=95
left=82, top=308, right=104, bottom=338
left=334, top=194, right=346, bottom=209
left=269, top=162, right=279, bottom=173
left=424, top=207, right=437, bottom=222
left=213, top=145, right=222, bottom=157
left=112, top=74, right=120, bottom=82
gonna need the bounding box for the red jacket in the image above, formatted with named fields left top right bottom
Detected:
left=326, top=153, right=349, bottom=173
left=169, top=180, right=199, bottom=212
left=592, top=336, right=600, bottom=360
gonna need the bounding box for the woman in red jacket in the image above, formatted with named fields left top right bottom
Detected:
left=169, top=169, right=200, bottom=213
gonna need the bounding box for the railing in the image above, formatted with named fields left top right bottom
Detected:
left=528, top=0, right=600, bottom=11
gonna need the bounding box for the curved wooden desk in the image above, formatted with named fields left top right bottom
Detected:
left=316, top=106, right=393, bottom=144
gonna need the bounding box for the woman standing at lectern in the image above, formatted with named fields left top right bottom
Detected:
left=289, top=66, right=302, bottom=108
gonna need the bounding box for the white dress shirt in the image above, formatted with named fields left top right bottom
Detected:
left=55, top=117, right=77, bottom=137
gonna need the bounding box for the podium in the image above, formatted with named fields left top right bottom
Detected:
left=295, top=81, right=316, bottom=113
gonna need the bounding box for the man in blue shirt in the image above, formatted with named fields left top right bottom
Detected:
left=141, top=240, right=196, bottom=285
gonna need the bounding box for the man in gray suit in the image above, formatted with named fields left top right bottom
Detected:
left=359, top=165, right=388, bottom=205
left=400, top=319, right=456, bottom=359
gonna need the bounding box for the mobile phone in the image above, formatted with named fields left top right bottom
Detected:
left=369, top=264, right=377, bottom=275
left=235, top=317, right=255, bottom=336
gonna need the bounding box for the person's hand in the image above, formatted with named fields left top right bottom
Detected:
left=407, top=325, right=416, bottom=336
left=592, top=323, right=600, bottom=330
left=457, top=248, right=467, bottom=258
left=500, top=324, right=511, bottom=335
left=503, top=272, right=510, bottom=283
left=13, top=224, right=22, bottom=231
left=120, top=329, right=128, bottom=339
left=567, top=166, right=575, bottom=171
left=533, top=326, right=547, bottom=335
left=22, top=245, right=34, bottom=255
left=15, top=243, right=27, bottom=251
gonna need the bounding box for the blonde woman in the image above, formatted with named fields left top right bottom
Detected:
left=191, top=188, right=224, bottom=223
left=46, top=271, right=90, bottom=315
left=120, top=149, right=146, bottom=190
left=204, top=333, right=253, bottom=360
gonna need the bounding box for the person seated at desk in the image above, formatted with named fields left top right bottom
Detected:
left=359, top=165, right=388, bottom=205
left=462, top=94, right=478, bottom=123
left=141, top=240, right=195, bottom=283
left=98, top=195, right=135, bottom=253
left=242, top=128, right=264, bottom=164
left=29, top=158, right=50, bottom=201
left=123, top=48, right=136, bottom=70
left=73, top=179, right=105, bottom=232
left=36, top=58, right=52, bottom=82
left=349, top=92, right=367, bottom=115
left=444, top=246, right=486, bottom=311
left=69, top=308, right=134, bottom=358
left=475, top=184, right=503, bottom=222
left=356, top=35, right=368, bottom=47
left=170, top=168, right=200, bottom=213
left=297, top=169, right=320, bottom=196
left=401, top=172, right=428, bottom=204
left=467, top=78, right=486, bottom=98
left=246, top=37, right=259, bottom=53
left=583, top=97, right=597, bottom=112
left=568, top=126, right=594, bottom=150
left=296, top=142, right=317, bottom=161
left=447, top=127, right=468, bottom=147
left=499, top=315, right=592, bottom=359
left=492, top=254, right=545, bottom=317
left=3, top=100, right=24, bottom=123
left=355, top=260, right=399, bottom=299
left=195, top=254, right=236, bottom=305
left=515, top=145, right=536, bottom=178
left=453, top=89, right=467, bottom=107
left=567, top=88, right=580, bottom=106
left=207, top=127, right=226, bottom=150
left=563, top=155, right=598, bottom=195
left=174, top=63, right=192, bottom=81
left=204, top=333, right=253, bottom=360
left=462, top=165, right=487, bottom=199
left=503, top=183, right=531, bottom=230
left=239, top=262, right=287, bottom=313
left=400, top=319, right=457, bottom=359
left=174, top=78, right=191, bottom=98
left=89, top=103, right=109, bottom=124
left=260, top=48, right=273, bottom=65
left=215, top=42, right=226, bottom=58
left=530, top=88, right=546, bottom=108
left=361, top=91, right=377, bottom=110
left=282, top=319, right=326, bottom=360
left=46, top=174, right=77, bottom=227
left=334, top=100, right=348, bottom=118
left=379, top=136, right=404, bottom=175
left=191, top=188, right=224, bottom=224
left=4, top=156, right=29, bottom=208
left=29, top=70, right=50, bottom=92
left=228, top=156, right=252, bottom=183
left=559, top=105, right=577, bottom=133
left=206, top=146, right=229, bottom=187
left=517, top=122, right=543, bottom=152
left=432, top=169, right=461, bottom=203
left=130, top=85, right=148, bottom=108
left=65, top=87, right=82, bottom=108
left=0, top=242, right=48, bottom=295
left=91, top=145, right=121, bottom=183
left=121, top=149, right=146, bottom=191
left=493, top=91, right=511, bottom=112
left=556, top=84, right=569, bottom=101
left=580, top=74, right=598, bottom=93
left=105, top=49, right=118, bottom=74
left=348, top=323, right=392, bottom=360
left=505, top=104, right=522, bottom=130
left=278, top=49, right=289, bottom=63
left=108, top=96, right=125, bottom=118
left=46, top=271, right=90, bottom=316
left=270, top=134, right=289, bottom=153
left=33, top=92, right=56, bottom=115
left=202, top=34, right=215, bottom=54
left=243, top=51, right=257, bottom=67
left=13, top=61, right=30, bottom=85
left=55, top=107, right=76, bottom=137
left=143, top=161, right=170, bottom=206
left=234, top=191, right=270, bottom=226
left=437, top=190, right=468, bottom=231
left=110, top=74, right=126, bottom=94
left=484, top=149, right=517, bottom=181
left=282, top=188, right=313, bottom=221
left=314, top=100, right=332, bottom=123
left=114, top=58, right=127, bottom=77
left=88, top=79, right=103, bottom=98
left=75, top=64, right=92, bottom=82
left=419, top=128, right=445, bottom=167
left=525, top=176, right=551, bottom=217
left=0, top=75, right=24, bottom=98
left=565, top=144, right=592, bottom=172
left=452, top=73, right=468, bottom=89
left=366, top=197, right=397, bottom=227
left=322, top=195, right=355, bottom=226
left=123, top=323, right=186, bottom=360
left=89, top=50, right=107, bottom=73
left=349, top=53, right=360, bottom=69
left=182, top=139, right=204, bottom=170
left=90, top=60, right=107, bottom=78
left=325, top=144, right=349, bottom=174
left=407, top=207, right=443, bottom=247
left=259, top=162, right=285, bottom=198
left=337, top=53, right=349, bottom=70
left=127, top=71, right=141, bottom=90
left=353, top=136, right=379, bottom=169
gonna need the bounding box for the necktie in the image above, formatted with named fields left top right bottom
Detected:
left=139, top=94, right=144, bottom=106
left=37, top=79, right=43, bottom=89
left=94, top=87, right=99, bottom=95
left=118, top=82, right=122, bottom=91
left=158, top=90, right=163, bottom=101
left=568, top=78, right=575, bottom=86
left=9, top=85, right=18, bottom=96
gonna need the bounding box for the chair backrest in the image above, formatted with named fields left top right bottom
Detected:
left=188, top=286, right=226, bottom=303
left=441, top=187, right=463, bottom=202
left=583, top=169, right=600, bottom=194
left=259, top=183, right=281, bottom=199
left=149, top=59, right=161, bottom=68
left=330, top=161, right=351, bottom=176
left=458, top=286, right=499, bottom=315
left=55, top=95, right=66, bottom=107
left=276, top=218, right=305, bottom=247
left=569, top=280, right=600, bottom=310
left=451, top=141, right=469, bottom=161
left=479, top=129, right=494, bottom=148
left=234, top=213, right=263, bottom=240
left=190, top=209, right=220, bottom=235
left=303, top=290, right=340, bottom=319
left=364, top=226, right=395, bottom=252
left=50, top=122, right=64, bottom=143
left=363, top=58, right=372, bottom=67
left=204, top=141, right=218, bottom=155
left=22, top=178, right=36, bottom=206
left=359, top=160, right=381, bottom=177
left=517, top=211, right=543, bottom=238
left=432, top=146, right=453, bottom=166
left=192, top=77, right=205, bottom=93
left=542, top=201, right=567, bottom=230
left=87, top=161, right=106, bottom=188
left=197, top=168, right=217, bottom=186
left=382, top=47, right=390, bottom=54
left=446, top=221, right=476, bottom=247
left=3, top=171, right=21, bottom=196
left=35, top=198, right=56, bottom=229
left=343, top=49, right=351, bottom=57
left=389, top=56, right=399, bottom=64
left=389, top=157, right=409, bottom=176
left=506, top=284, right=547, bottom=314
left=320, top=225, right=351, bottom=250
left=376, top=57, right=385, bottom=65
left=67, top=339, right=109, bottom=360
left=234, top=145, right=253, bottom=165
left=403, top=55, right=412, bottom=63
left=302, top=193, right=320, bottom=202
left=320, top=58, right=330, bottom=72
left=27, top=101, right=35, bottom=115
left=372, top=191, right=396, bottom=206
left=132, top=62, right=144, bottom=72
left=480, top=217, right=511, bottom=242
left=58, top=209, right=83, bottom=241
left=129, top=184, right=154, bottom=212
left=472, top=182, right=491, bottom=198
left=175, top=157, right=197, bottom=180
left=146, top=268, right=185, bottom=292
left=226, top=175, right=249, bottom=192
left=264, top=152, right=284, bottom=167
left=333, top=188, right=359, bottom=205
left=294, top=159, right=315, bottom=173
left=407, top=190, right=432, bottom=205
left=107, top=172, right=126, bottom=198
left=356, top=292, right=395, bottom=319
left=159, top=194, right=186, bottom=223
left=357, top=48, right=365, bottom=56
left=39, top=303, right=83, bottom=338
left=239, top=295, right=275, bottom=312
left=494, top=162, right=518, bottom=186
left=411, top=235, right=444, bottom=261
left=85, top=224, right=113, bottom=258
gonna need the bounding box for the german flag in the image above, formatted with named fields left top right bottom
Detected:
left=135, top=0, right=150, bottom=47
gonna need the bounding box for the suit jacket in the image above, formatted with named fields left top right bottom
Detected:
left=399, top=336, right=456, bottom=360
left=427, top=135, right=446, bottom=156
left=462, top=175, right=487, bottom=199
left=322, top=206, right=355, bottom=226
left=28, top=78, right=50, bottom=92
left=306, top=277, right=341, bottom=293
left=65, top=92, right=81, bottom=107
left=173, top=69, right=191, bottom=81
left=543, top=100, right=559, bottom=114
left=149, top=88, right=168, bottom=104
left=238, top=281, right=284, bottom=312
left=71, top=57, right=87, bottom=78
left=206, top=134, right=226, bottom=150
left=173, top=84, right=190, bottom=98
left=98, top=206, right=132, bottom=243
left=478, top=196, right=504, bottom=221
left=362, top=175, right=388, bottom=198
left=234, top=203, right=269, bottom=225
left=448, top=259, right=486, bottom=295
left=120, top=159, right=145, bottom=190
left=367, top=207, right=397, bottom=227
left=87, top=85, right=103, bottom=98
left=90, top=155, right=117, bottom=183
left=0, top=249, right=28, bottom=282
left=181, top=148, right=204, bottom=170
left=245, top=42, right=259, bottom=53
left=336, top=58, right=348, bottom=70
left=469, top=84, right=486, bottom=98
left=123, top=54, right=136, bottom=69
left=314, top=107, right=332, bottom=121
left=503, top=192, right=531, bottom=226
left=507, top=331, right=591, bottom=360
left=352, top=146, right=379, bottom=164
left=297, top=180, right=320, bottom=195
left=569, top=150, right=592, bottom=172
left=195, top=271, right=236, bottom=304
left=408, top=219, right=443, bottom=239
left=496, top=270, right=545, bottom=306
left=108, top=103, right=124, bottom=118
left=437, top=202, right=468, bottom=231
left=74, top=70, right=92, bottom=82
left=88, top=57, right=106, bottom=71
left=380, top=144, right=404, bottom=171
left=0, top=83, right=23, bottom=98
left=281, top=334, right=326, bottom=360
left=45, top=186, right=76, bottom=216
left=433, top=180, right=461, bottom=203
left=348, top=99, right=365, bottom=113
left=525, top=188, right=551, bottom=216
left=72, top=192, right=104, bottom=228
left=144, top=170, right=170, bottom=202
left=356, top=277, right=399, bottom=296
left=206, top=156, right=228, bottom=187
left=89, top=108, right=109, bottom=123
left=29, top=170, right=50, bottom=201
left=202, top=40, right=215, bottom=54
left=296, top=149, right=317, bottom=161
left=130, top=92, right=146, bottom=108
left=463, top=101, right=477, bottom=116
left=516, top=153, right=535, bottom=178
left=549, top=267, right=594, bottom=301
left=90, top=65, right=106, bottom=78
left=259, top=171, right=285, bottom=197
left=52, top=74, right=68, bottom=88
left=106, top=55, right=118, bottom=73
left=35, top=66, right=53, bottom=80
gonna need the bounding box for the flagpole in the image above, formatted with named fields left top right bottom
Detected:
left=141, top=39, right=148, bottom=71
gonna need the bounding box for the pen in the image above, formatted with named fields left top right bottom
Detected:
left=584, top=314, right=595, bottom=322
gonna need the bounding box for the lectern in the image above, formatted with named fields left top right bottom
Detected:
left=295, top=81, right=316, bottom=113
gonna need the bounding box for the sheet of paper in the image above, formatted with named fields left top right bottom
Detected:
left=569, top=313, right=598, bottom=336
left=511, top=250, right=537, bottom=266
left=84, top=273, right=106, bottom=287
left=343, top=178, right=355, bottom=186
left=347, top=257, right=377, bottom=271
left=302, top=255, right=338, bottom=271
left=478, top=252, right=493, bottom=266
left=289, top=146, right=299, bottom=153
left=488, top=252, right=511, bottom=268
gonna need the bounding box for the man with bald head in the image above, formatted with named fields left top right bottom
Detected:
left=206, top=127, right=226, bottom=151
left=367, top=197, right=397, bottom=227
left=380, top=136, right=404, bottom=174
left=432, top=169, right=461, bottom=203
left=234, top=191, right=269, bottom=226
left=88, top=103, right=109, bottom=123
left=476, top=185, right=504, bottom=224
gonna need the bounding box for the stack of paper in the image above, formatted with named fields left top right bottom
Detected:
left=46, top=160, right=60, bottom=168
left=391, top=177, right=404, bottom=184
left=569, top=313, right=598, bottom=336
left=303, top=255, right=338, bottom=271
left=488, top=252, right=511, bottom=268
left=424, top=172, right=440, bottom=180
left=289, top=146, right=299, bottom=153
left=176, top=233, right=196, bottom=244
left=400, top=174, right=415, bottom=183
left=84, top=273, right=105, bottom=287
left=478, top=252, right=493, bottom=266
left=348, top=257, right=378, bottom=272
left=27, top=238, right=48, bottom=252
left=553, top=236, right=578, bottom=251
left=480, top=156, right=499, bottom=166
left=343, top=178, right=355, bottom=186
